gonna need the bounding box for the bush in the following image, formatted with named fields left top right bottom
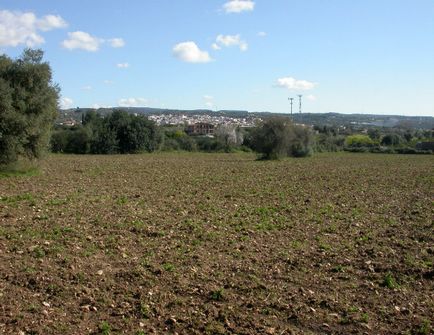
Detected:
left=195, top=137, right=227, bottom=152
left=345, top=135, right=375, bottom=148
left=314, top=134, right=346, bottom=152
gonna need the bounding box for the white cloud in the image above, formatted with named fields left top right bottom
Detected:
left=37, top=15, right=67, bottom=31
left=59, top=97, right=74, bottom=109
left=215, top=34, right=248, bottom=51
left=204, top=95, right=214, bottom=109
left=92, top=103, right=109, bottom=109
left=81, top=85, right=92, bottom=91
left=306, top=94, right=317, bottom=101
left=257, top=31, right=267, bottom=37
left=211, top=43, right=221, bottom=50
left=103, top=80, right=114, bottom=85
left=116, top=62, right=129, bottom=68
left=118, top=98, right=148, bottom=107
left=223, top=0, right=255, bottom=13
left=62, top=31, right=101, bottom=52
left=108, top=38, right=125, bottom=48
left=62, top=32, right=125, bottom=52
left=0, top=10, right=67, bottom=47
left=173, top=41, right=212, bottom=63
left=275, top=77, right=317, bottom=90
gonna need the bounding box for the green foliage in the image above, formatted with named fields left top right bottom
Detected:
left=249, top=117, right=313, bottom=159
left=382, top=273, right=399, bottom=289
left=210, top=288, right=225, bottom=301
left=0, top=49, right=59, bottom=165
left=314, top=133, right=346, bottom=152
left=381, top=133, right=404, bottom=146
left=51, top=110, right=162, bottom=154
left=0, top=160, right=39, bottom=178
left=98, top=321, right=111, bottom=335
left=367, top=128, right=381, bottom=140
left=195, top=136, right=227, bottom=152
left=163, top=130, right=198, bottom=151
left=345, top=134, right=375, bottom=148
left=416, top=320, right=431, bottom=335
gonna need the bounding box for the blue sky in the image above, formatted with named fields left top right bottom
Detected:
left=1, top=0, right=433, bottom=116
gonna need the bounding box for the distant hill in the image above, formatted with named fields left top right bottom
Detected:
left=289, top=112, right=434, bottom=129
left=57, top=108, right=434, bottom=130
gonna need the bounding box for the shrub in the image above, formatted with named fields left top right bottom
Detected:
left=345, top=135, right=375, bottom=148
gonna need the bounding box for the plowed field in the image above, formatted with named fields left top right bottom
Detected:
left=0, top=153, right=433, bottom=334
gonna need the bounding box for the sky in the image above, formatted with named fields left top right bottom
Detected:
left=0, top=0, right=433, bottom=116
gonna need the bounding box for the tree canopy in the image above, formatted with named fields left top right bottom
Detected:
left=249, top=117, right=313, bottom=159
left=0, top=49, right=59, bottom=165
left=52, top=110, right=162, bottom=154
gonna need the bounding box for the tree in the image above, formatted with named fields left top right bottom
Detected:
left=214, top=124, right=244, bottom=151
left=0, top=49, right=59, bottom=165
left=381, top=134, right=403, bottom=146
left=50, top=110, right=162, bottom=154
left=250, top=117, right=313, bottom=159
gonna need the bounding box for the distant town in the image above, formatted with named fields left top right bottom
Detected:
left=57, top=107, right=434, bottom=130
left=147, top=113, right=260, bottom=127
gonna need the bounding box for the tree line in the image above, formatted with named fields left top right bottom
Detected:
left=1, top=49, right=433, bottom=169
left=51, top=110, right=161, bottom=154
left=51, top=114, right=314, bottom=159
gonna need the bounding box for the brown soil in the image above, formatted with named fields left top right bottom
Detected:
left=0, top=153, right=433, bottom=334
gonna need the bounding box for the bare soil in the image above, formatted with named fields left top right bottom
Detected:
left=0, top=153, right=433, bottom=334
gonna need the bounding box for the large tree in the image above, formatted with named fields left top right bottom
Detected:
left=250, top=117, right=313, bottom=159
left=0, top=49, right=59, bottom=165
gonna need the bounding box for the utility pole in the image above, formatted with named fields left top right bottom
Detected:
left=298, top=95, right=303, bottom=114
left=288, top=97, right=294, bottom=117
left=298, top=95, right=303, bottom=123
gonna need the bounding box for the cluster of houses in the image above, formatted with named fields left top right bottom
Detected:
left=148, top=113, right=260, bottom=128
left=58, top=112, right=262, bottom=136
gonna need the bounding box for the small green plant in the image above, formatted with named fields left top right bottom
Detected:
left=99, top=321, right=111, bottom=335
left=32, top=246, right=46, bottom=259
left=139, top=302, right=150, bottom=319
left=382, top=273, right=399, bottom=289
left=319, top=242, right=332, bottom=251
left=417, top=319, right=431, bottom=335
left=116, top=196, right=128, bottom=205
left=210, top=288, right=224, bottom=301
left=339, top=316, right=351, bottom=325
left=27, top=304, right=39, bottom=313
left=360, top=313, right=369, bottom=323
left=348, top=306, right=359, bottom=313
left=162, top=263, right=175, bottom=272
left=332, top=265, right=345, bottom=273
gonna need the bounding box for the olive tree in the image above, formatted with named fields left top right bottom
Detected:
left=0, top=49, right=59, bottom=166
left=250, top=117, right=313, bottom=159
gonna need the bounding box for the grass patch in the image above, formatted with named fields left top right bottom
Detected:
left=0, top=161, right=40, bottom=179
